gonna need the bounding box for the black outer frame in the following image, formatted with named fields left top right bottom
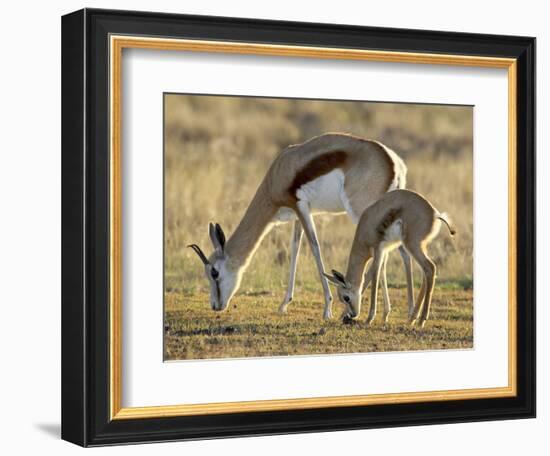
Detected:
left=61, top=8, right=536, bottom=447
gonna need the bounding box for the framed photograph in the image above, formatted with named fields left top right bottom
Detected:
left=61, top=8, right=536, bottom=447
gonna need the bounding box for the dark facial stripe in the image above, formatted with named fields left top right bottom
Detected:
left=215, top=280, right=221, bottom=306
left=289, top=151, right=348, bottom=198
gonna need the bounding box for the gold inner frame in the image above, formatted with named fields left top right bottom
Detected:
left=109, top=35, right=517, bottom=420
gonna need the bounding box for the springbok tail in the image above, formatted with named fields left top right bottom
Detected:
left=437, top=212, right=457, bottom=236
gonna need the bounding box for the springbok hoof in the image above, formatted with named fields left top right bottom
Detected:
left=323, top=309, right=333, bottom=320
left=278, top=303, right=289, bottom=315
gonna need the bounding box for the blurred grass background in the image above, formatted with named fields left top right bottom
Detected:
left=164, top=94, right=473, bottom=297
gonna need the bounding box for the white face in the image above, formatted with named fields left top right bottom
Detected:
left=205, top=254, right=240, bottom=311
left=324, top=270, right=362, bottom=319
left=189, top=223, right=240, bottom=312
left=337, top=286, right=362, bottom=319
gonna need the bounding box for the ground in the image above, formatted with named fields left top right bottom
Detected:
left=163, top=95, right=474, bottom=362
left=164, top=287, right=473, bottom=361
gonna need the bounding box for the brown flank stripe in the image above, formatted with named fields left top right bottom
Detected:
left=289, top=151, right=348, bottom=198
left=377, top=208, right=401, bottom=237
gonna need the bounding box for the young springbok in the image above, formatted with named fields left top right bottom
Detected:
left=188, top=133, right=414, bottom=320
left=324, top=189, right=456, bottom=328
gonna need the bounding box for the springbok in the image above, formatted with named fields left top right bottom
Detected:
left=324, top=189, right=456, bottom=327
left=188, top=133, right=414, bottom=320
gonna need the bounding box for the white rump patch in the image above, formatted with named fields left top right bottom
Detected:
left=376, top=141, right=407, bottom=191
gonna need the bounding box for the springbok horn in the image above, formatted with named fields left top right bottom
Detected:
left=187, top=244, right=210, bottom=265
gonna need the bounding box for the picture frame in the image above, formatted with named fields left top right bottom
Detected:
left=61, top=8, right=536, bottom=447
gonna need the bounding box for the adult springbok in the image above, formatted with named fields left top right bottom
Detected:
left=324, top=189, right=456, bottom=327
left=188, top=133, right=414, bottom=320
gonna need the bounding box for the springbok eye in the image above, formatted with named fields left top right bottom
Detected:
left=211, top=268, right=219, bottom=280
left=343, top=295, right=351, bottom=303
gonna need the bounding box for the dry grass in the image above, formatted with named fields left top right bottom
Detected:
left=164, top=94, right=473, bottom=360
left=164, top=289, right=473, bottom=360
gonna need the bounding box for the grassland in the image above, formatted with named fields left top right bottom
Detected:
left=164, top=289, right=473, bottom=360
left=164, top=94, right=474, bottom=360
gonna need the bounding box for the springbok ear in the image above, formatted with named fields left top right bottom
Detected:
left=215, top=223, right=226, bottom=249
left=331, top=269, right=350, bottom=288
left=209, top=222, right=225, bottom=252
left=323, top=271, right=345, bottom=287
left=331, top=269, right=346, bottom=283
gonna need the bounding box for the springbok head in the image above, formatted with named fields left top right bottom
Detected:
left=323, top=269, right=362, bottom=319
left=188, top=223, right=240, bottom=312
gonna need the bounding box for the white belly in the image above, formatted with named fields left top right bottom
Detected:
left=296, top=169, right=349, bottom=216
left=272, top=169, right=357, bottom=224
left=380, top=220, right=403, bottom=252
